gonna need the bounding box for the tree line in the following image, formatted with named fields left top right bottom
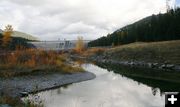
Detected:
left=88, top=8, right=180, bottom=47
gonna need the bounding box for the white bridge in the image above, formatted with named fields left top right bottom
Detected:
left=29, top=40, right=90, bottom=50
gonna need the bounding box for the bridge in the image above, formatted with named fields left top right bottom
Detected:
left=29, top=40, right=91, bottom=50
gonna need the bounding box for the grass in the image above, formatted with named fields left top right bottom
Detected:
left=80, top=48, right=106, bottom=57
left=0, top=49, right=84, bottom=78
left=105, top=40, right=180, bottom=64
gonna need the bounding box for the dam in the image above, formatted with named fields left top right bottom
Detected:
left=29, top=40, right=90, bottom=50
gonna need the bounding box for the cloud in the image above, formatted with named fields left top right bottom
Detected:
left=0, top=0, right=166, bottom=40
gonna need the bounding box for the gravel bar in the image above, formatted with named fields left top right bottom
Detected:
left=0, top=72, right=96, bottom=98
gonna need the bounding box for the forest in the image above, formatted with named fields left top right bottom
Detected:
left=88, top=8, right=180, bottom=47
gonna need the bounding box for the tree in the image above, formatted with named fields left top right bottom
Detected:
left=2, top=25, right=13, bottom=48
left=75, top=36, right=84, bottom=53
left=88, top=8, right=180, bottom=47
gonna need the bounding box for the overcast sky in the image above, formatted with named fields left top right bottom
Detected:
left=0, top=0, right=179, bottom=40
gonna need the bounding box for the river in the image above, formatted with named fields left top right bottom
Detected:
left=23, top=63, right=168, bottom=107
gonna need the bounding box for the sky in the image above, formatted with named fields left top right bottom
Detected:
left=0, top=0, right=179, bottom=40
left=177, top=0, right=180, bottom=6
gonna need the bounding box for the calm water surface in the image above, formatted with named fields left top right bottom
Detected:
left=24, top=64, right=165, bottom=107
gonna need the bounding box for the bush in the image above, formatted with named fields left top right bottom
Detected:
left=0, top=49, right=84, bottom=77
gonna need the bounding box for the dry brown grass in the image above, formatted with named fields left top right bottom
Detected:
left=0, top=49, right=57, bottom=66
left=106, top=40, right=180, bottom=64
left=0, top=49, right=84, bottom=78
left=81, top=48, right=106, bottom=57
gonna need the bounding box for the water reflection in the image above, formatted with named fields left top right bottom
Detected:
left=96, top=62, right=180, bottom=92
left=24, top=64, right=165, bottom=107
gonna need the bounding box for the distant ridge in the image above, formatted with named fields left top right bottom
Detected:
left=12, top=31, right=38, bottom=41
left=0, top=29, right=38, bottom=41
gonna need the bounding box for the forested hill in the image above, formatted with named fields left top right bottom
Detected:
left=88, top=8, right=180, bottom=47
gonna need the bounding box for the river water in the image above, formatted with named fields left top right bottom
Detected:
left=24, top=63, right=165, bottom=107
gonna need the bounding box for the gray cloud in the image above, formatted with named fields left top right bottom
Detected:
left=9, top=0, right=47, bottom=6
left=0, top=0, right=167, bottom=40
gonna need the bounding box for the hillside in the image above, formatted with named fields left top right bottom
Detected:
left=0, top=29, right=38, bottom=41
left=12, top=31, right=38, bottom=41
left=0, top=32, right=34, bottom=50
left=105, top=40, right=180, bottom=65
left=87, top=40, right=180, bottom=72
left=88, top=8, right=180, bottom=47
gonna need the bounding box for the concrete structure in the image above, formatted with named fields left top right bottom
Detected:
left=0, top=29, right=3, bottom=34
left=29, top=40, right=90, bottom=50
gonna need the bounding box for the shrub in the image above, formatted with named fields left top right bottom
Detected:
left=0, top=49, right=84, bottom=77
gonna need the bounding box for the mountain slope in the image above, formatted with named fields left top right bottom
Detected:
left=0, top=30, right=35, bottom=50
left=12, top=31, right=38, bottom=41
left=88, top=8, right=180, bottom=47
left=0, top=29, right=38, bottom=41
left=0, top=34, right=34, bottom=50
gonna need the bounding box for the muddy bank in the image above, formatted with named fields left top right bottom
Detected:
left=0, top=72, right=95, bottom=98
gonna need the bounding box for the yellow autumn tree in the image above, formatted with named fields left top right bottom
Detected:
left=75, top=36, right=84, bottom=53
left=2, top=24, right=13, bottom=48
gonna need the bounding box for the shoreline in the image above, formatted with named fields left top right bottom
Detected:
left=0, top=71, right=96, bottom=98
left=89, top=57, right=180, bottom=72
left=70, top=55, right=180, bottom=72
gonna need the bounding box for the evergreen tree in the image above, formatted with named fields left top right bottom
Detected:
left=88, top=8, right=180, bottom=47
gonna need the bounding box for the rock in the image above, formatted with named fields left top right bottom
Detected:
left=153, top=63, right=158, bottom=66
left=129, top=62, right=134, bottom=66
left=20, top=91, right=28, bottom=97
left=151, top=63, right=158, bottom=68
left=101, top=59, right=106, bottom=63
left=158, top=64, right=175, bottom=70
left=159, top=64, right=166, bottom=69
left=102, top=56, right=106, bottom=59
left=166, top=64, right=175, bottom=69
left=147, top=63, right=152, bottom=68
left=123, top=61, right=128, bottom=65
left=174, top=66, right=180, bottom=72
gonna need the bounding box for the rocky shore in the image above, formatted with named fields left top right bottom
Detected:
left=88, top=55, right=180, bottom=72
left=0, top=71, right=95, bottom=98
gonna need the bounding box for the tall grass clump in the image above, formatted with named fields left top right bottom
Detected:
left=0, top=49, right=84, bottom=77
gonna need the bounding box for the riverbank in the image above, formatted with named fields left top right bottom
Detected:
left=0, top=71, right=95, bottom=98
left=23, top=63, right=168, bottom=107
left=0, top=49, right=96, bottom=106
left=87, top=40, right=180, bottom=72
